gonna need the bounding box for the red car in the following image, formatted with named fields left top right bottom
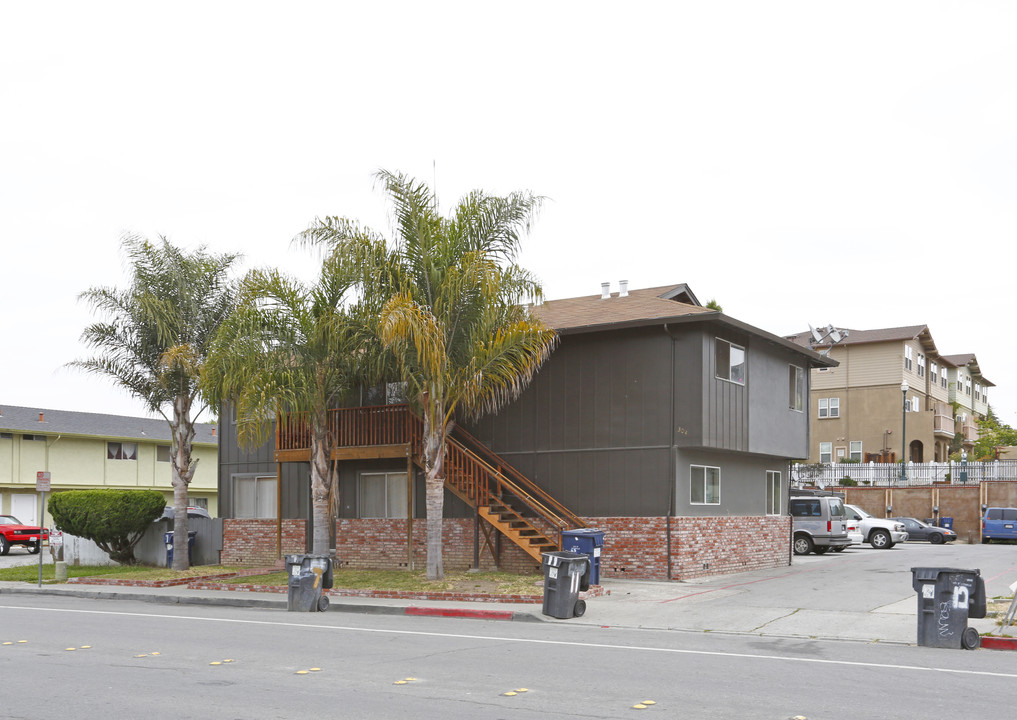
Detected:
left=0, top=515, right=49, bottom=555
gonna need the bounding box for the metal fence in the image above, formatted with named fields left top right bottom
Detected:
left=791, top=460, right=1017, bottom=488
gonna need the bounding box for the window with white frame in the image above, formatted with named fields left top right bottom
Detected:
left=789, top=365, right=805, bottom=412
left=107, top=442, right=137, bottom=460
left=930, top=362, right=938, bottom=384
left=715, top=338, right=745, bottom=385
left=941, top=373, right=947, bottom=389
left=849, top=441, right=862, bottom=461
left=917, top=353, right=926, bottom=377
left=818, top=397, right=840, bottom=418
left=909, top=397, right=920, bottom=412
left=233, top=475, right=277, bottom=518
left=965, top=378, right=972, bottom=396
left=690, top=465, right=721, bottom=504
left=904, top=345, right=914, bottom=371
left=766, top=471, right=781, bottom=515
left=819, top=442, right=832, bottom=464
left=359, top=472, right=409, bottom=518
left=975, top=383, right=982, bottom=402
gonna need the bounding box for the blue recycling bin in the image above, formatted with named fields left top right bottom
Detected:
left=940, top=517, right=954, bottom=530
left=164, top=530, right=197, bottom=567
left=560, top=529, right=605, bottom=588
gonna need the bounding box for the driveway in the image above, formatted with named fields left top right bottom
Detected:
left=590, top=542, right=1017, bottom=643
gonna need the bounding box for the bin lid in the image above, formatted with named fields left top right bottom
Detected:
left=542, top=550, right=589, bottom=567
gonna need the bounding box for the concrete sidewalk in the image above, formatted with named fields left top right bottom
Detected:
left=0, top=575, right=1003, bottom=647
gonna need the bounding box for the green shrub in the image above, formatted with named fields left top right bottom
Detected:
left=48, top=489, right=165, bottom=565
left=839, top=476, right=858, bottom=486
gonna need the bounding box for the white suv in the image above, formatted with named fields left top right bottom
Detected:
left=844, top=503, right=908, bottom=549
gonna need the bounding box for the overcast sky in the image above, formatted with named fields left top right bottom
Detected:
left=2, top=1, right=1015, bottom=426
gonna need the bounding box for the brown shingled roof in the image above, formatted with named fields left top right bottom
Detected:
left=530, top=284, right=714, bottom=332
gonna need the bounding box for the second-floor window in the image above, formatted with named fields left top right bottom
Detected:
left=818, top=397, right=840, bottom=418
left=975, top=383, right=982, bottom=402
left=941, top=373, right=947, bottom=389
left=789, top=365, right=805, bottom=411
left=716, top=339, right=745, bottom=385
left=965, top=378, right=972, bottom=396
left=931, top=362, right=938, bottom=384
left=107, top=442, right=137, bottom=460
left=917, top=353, right=926, bottom=377
left=904, top=345, right=914, bottom=371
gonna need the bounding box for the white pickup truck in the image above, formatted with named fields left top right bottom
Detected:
left=844, top=503, right=908, bottom=549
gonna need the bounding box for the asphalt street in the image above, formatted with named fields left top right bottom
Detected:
left=3, top=592, right=1017, bottom=720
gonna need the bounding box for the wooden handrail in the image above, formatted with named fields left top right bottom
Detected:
left=451, top=425, right=588, bottom=530
left=275, top=403, right=586, bottom=542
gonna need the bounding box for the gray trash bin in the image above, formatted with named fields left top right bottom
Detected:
left=911, top=566, right=986, bottom=649
left=541, top=551, right=589, bottom=619
left=286, top=554, right=334, bottom=612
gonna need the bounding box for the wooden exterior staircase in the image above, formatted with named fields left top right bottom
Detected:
left=275, top=404, right=587, bottom=563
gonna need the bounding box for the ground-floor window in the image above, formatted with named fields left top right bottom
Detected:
left=233, top=475, right=277, bottom=518
left=690, top=465, right=721, bottom=505
left=849, top=441, right=862, bottom=462
left=359, top=472, right=409, bottom=518
left=766, top=471, right=781, bottom=515
left=819, top=442, right=832, bottom=464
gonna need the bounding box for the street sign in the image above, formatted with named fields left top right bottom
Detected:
left=36, top=471, right=51, bottom=492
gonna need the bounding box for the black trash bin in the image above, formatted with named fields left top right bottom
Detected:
left=541, top=551, right=589, bottom=619
left=164, top=530, right=197, bottom=567
left=911, top=566, right=986, bottom=649
left=560, top=529, right=605, bottom=590
left=286, top=554, right=333, bottom=612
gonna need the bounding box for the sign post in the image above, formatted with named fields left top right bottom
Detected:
left=36, top=472, right=51, bottom=587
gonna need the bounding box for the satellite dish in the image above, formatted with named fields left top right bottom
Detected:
left=809, top=324, right=824, bottom=344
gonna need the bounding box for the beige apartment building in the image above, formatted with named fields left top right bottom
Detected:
left=787, top=326, right=994, bottom=465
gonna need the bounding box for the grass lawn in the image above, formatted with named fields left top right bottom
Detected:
left=0, top=563, right=543, bottom=595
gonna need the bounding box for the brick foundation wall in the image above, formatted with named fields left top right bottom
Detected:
left=668, top=515, right=791, bottom=581
left=335, top=519, right=541, bottom=574
left=328, top=515, right=791, bottom=581
left=221, top=519, right=306, bottom=566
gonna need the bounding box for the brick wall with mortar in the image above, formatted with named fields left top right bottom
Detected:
left=335, top=519, right=543, bottom=574
left=221, top=519, right=306, bottom=566
left=329, top=515, right=790, bottom=581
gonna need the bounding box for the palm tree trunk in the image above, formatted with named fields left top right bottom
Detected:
left=309, top=424, right=332, bottom=556
left=170, top=395, right=196, bottom=571
left=422, top=408, right=445, bottom=580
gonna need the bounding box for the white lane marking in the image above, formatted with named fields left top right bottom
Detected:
left=3, top=604, right=1014, bottom=679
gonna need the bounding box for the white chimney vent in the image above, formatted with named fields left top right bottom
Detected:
left=601, top=282, right=611, bottom=299
left=619, top=280, right=629, bottom=297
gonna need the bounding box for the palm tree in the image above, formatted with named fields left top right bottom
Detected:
left=72, top=235, right=239, bottom=570
left=202, top=251, right=385, bottom=555
left=303, top=170, right=557, bottom=580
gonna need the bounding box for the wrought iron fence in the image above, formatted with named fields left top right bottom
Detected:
left=791, top=460, right=1017, bottom=488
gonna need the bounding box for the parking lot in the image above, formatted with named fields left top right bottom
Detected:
left=589, top=541, right=1017, bottom=643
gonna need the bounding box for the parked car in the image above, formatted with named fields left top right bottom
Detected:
left=157, top=506, right=211, bottom=521
left=982, top=507, right=1017, bottom=543
left=892, top=517, right=957, bottom=544
left=0, top=515, right=49, bottom=555
left=843, top=503, right=908, bottom=549
left=790, top=495, right=851, bottom=555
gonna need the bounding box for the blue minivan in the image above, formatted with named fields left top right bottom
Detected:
left=982, top=507, right=1017, bottom=542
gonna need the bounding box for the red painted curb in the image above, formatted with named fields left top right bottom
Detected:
left=404, top=606, right=516, bottom=621
left=980, top=636, right=1017, bottom=651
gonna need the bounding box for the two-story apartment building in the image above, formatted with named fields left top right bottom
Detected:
left=218, top=282, right=834, bottom=581
left=1, top=405, right=219, bottom=528
left=787, top=326, right=995, bottom=465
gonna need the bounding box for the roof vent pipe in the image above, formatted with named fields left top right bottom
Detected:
left=619, top=280, right=629, bottom=297
left=38, top=413, right=44, bottom=422
left=601, top=282, right=611, bottom=299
